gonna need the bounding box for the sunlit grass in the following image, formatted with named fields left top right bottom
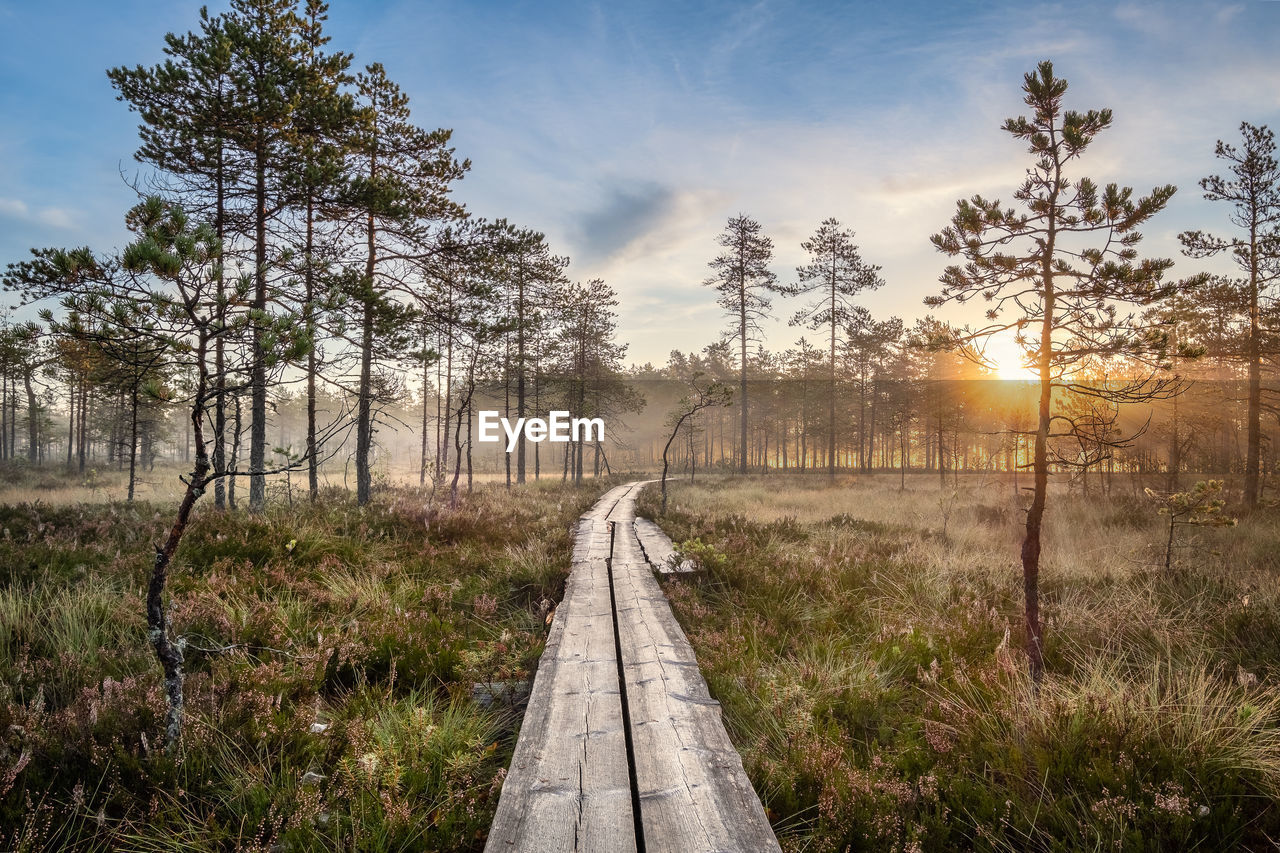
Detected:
left=641, top=473, right=1280, bottom=851
left=0, top=476, right=613, bottom=851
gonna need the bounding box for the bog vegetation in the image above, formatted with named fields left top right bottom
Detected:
left=642, top=475, right=1280, bottom=851
left=1, top=473, right=603, bottom=850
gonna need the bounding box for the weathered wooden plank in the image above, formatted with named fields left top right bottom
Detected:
left=633, top=517, right=696, bottom=573
left=581, top=482, right=641, bottom=523
left=485, top=517, right=637, bottom=850
left=610, top=493, right=781, bottom=852
left=487, top=479, right=777, bottom=853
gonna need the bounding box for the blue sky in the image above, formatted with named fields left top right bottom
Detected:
left=2, top=0, right=1279, bottom=366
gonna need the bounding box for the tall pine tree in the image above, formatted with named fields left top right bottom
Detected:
left=929, top=61, right=1177, bottom=682
left=705, top=214, right=781, bottom=474
left=1179, top=123, right=1280, bottom=508
left=108, top=7, right=242, bottom=508
left=786, top=217, right=884, bottom=479
left=346, top=62, right=467, bottom=505
left=281, top=0, right=354, bottom=502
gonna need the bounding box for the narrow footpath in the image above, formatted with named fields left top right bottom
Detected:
left=485, top=481, right=780, bottom=852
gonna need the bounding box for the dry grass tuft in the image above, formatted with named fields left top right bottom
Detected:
left=641, top=472, right=1280, bottom=851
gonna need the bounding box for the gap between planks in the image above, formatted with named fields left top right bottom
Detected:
left=485, top=481, right=779, bottom=853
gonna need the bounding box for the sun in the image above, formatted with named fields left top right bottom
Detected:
left=984, top=334, right=1037, bottom=380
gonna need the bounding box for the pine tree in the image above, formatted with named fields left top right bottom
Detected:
left=786, top=217, right=884, bottom=478
left=1179, top=123, right=1280, bottom=508
left=705, top=214, right=782, bottom=474
left=108, top=6, right=242, bottom=507
left=0, top=322, right=52, bottom=464
left=488, top=222, right=567, bottom=484
left=345, top=62, right=468, bottom=505
left=552, top=280, right=635, bottom=483
left=282, top=0, right=354, bottom=503
left=929, top=61, right=1177, bottom=682
left=845, top=314, right=903, bottom=472
left=660, top=372, right=732, bottom=513
left=67, top=313, right=171, bottom=501
left=223, top=0, right=309, bottom=512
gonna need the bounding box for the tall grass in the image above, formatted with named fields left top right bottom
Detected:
left=0, top=477, right=611, bottom=851
left=640, top=473, right=1280, bottom=851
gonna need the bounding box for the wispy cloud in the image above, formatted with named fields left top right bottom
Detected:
left=0, top=197, right=76, bottom=229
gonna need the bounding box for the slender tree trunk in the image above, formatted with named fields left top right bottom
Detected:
left=228, top=395, right=242, bottom=509
left=449, top=365, right=471, bottom=508
left=1024, top=364, right=1050, bottom=683
left=12, top=376, right=20, bottom=461
left=661, top=418, right=684, bottom=515
left=23, top=369, right=38, bottom=464
left=434, top=329, right=443, bottom=477
left=249, top=139, right=268, bottom=513
left=127, top=387, right=138, bottom=502
left=356, top=297, right=374, bottom=505
left=858, top=368, right=868, bottom=473
left=504, top=341, right=512, bottom=489
left=690, top=420, right=697, bottom=482
left=739, top=272, right=748, bottom=476
left=66, top=381, right=74, bottom=469
left=306, top=196, right=319, bottom=503
left=516, top=267, right=527, bottom=484
left=149, top=330, right=213, bottom=752
left=356, top=190, right=377, bottom=505
left=213, top=142, right=227, bottom=510
left=213, top=335, right=226, bottom=507
left=1, top=370, right=7, bottom=462
left=1168, top=375, right=1181, bottom=492
left=1022, top=204, right=1057, bottom=685
left=427, top=324, right=437, bottom=484
left=1246, top=223, right=1261, bottom=507
left=900, top=428, right=907, bottom=490
left=534, top=359, right=541, bottom=480
left=593, top=386, right=602, bottom=478
left=78, top=379, right=87, bottom=474
left=800, top=383, right=808, bottom=471
left=937, top=399, right=946, bottom=490
left=829, top=291, right=837, bottom=481
left=109, top=391, right=121, bottom=468
left=442, top=321, right=453, bottom=479
left=575, top=375, right=586, bottom=484
left=868, top=377, right=878, bottom=472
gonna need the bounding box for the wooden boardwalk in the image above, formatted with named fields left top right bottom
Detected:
left=633, top=517, right=696, bottom=574
left=486, top=481, right=780, bottom=853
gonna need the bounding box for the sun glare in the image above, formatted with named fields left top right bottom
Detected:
left=985, top=335, right=1037, bottom=380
